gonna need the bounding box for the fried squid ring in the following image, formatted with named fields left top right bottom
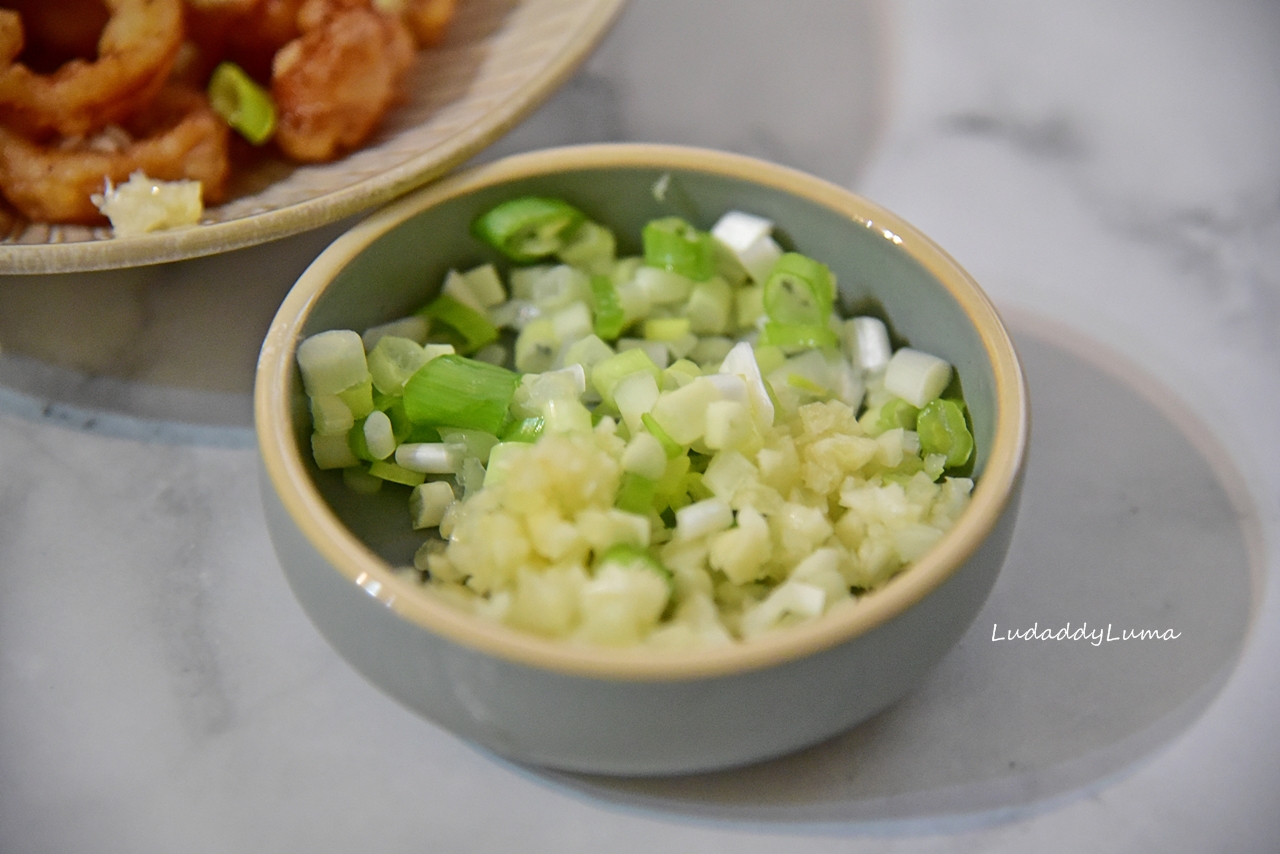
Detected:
left=0, top=84, right=230, bottom=224
left=0, top=0, right=184, bottom=139
left=270, top=2, right=415, bottom=163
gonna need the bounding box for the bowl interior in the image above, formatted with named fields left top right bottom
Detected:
left=261, top=145, right=1022, bottom=674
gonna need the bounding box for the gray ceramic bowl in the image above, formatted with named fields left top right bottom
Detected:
left=255, top=143, right=1029, bottom=776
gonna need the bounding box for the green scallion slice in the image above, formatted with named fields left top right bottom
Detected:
left=614, top=472, right=658, bottom=515
left=642, top=217, right=716, bottom=281
left=758, top=321, right=840, bottom=350
left=501, top=415, right=546, bottom=443
left=401, top=354, right=519, bottom=435
left=367, top=459, right=427, bottom=487
left=208, top=62, right=277, bottom=145
left=589, top=274, right=627, bottom=340
left=877, top=398, right=920, bottom=433
left=419, top=294, right=498, bottom=355
left=593, top=542, right=672, bottom=588
left=763, top=252, right=836, bottom=325
left=472, top=197, right=587, bottom=262
left=640, top=412, right=684, bottom=459
left=916, top=398, right=974, bottom=469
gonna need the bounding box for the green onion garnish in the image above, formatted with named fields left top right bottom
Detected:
left=419, top=294, right=499, bottom=355
left=501, top=415, right=546, bottom=443
left=558, top=220, right=616, bottom=270
left=367, top=459, right=427, bottom=487
left=640, top=412, right=684, bottom=459
left=589, top=274, right=627, bottom=340
left=614, top=472, right=658, bottom=515
left=472, top=196, right=587, bottom=262
left=757, top=321, right=840, bottom=350
left=208, top=61, right=277, bottom=145
left=593, top=542, right=673, bottom=588
left=916, top=398, right=974, bottom=469
left=401, top=354, right=519, bottom=435
left=642, top=217, right=716, bottom=281
left=877, top=398, right=919, bottom=433
left=763, top=252, right=836, bottom=326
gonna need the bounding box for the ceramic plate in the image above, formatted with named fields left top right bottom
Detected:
left=0, top=0, right=625, bottom=275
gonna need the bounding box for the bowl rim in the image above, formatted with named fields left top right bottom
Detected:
left=255, top=142, right=1029, bottom=681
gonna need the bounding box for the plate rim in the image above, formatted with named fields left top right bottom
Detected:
left=0, top=0, right=627, bottom=276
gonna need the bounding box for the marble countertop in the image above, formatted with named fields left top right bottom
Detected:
left=2, top=1, right=1277, bottom=851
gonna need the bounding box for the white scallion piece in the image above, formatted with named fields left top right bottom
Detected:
left=737, top=236, right=784, bottom=287
left=361, top=315, right=429, bottom=350
left=675, top=498, right=734, bottom=540
left=711, top=210, right=774, bottom=251
left=846, top=316, right=893, bottom=373
left=740, top=581, right=826, bottom=638
left=409, top=481, right=456, bottom=529
left=441, top=269, right=488, bottom=313
left=552, top=300, right=594, bottom=344
left=395, top=442, right=465, bottom=474
left=621, top=432, right=667, bottom=480
left=296, top=329, right=368, bottom=396
left=709, top=210, right=784, bottom=284
left=463, top=263, right=508, bottom=308
left=309, top=394, right=354, bottom=436
left=718, top=340, right=775, bottom=430
left=613, top=370, right=660, bottom=435
left=883, top=347, right=953, bottom=408
left=311, top=433, right=358, bottom=470
left=363, top=410, right=396, bottom=460
left=616, top=338, right=670, bottom=369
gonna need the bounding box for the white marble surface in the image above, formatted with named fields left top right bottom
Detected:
left=2, top=1, right=1278, bottom=851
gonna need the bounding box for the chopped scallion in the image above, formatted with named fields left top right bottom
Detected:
left=614, top=472, right=658, bottom=515
left=208, top=62, right=277, bottom=145
left=401, top=354, right=519, bottom=435
left=758, top=321, right=840, bottom=350
left=642, top=217, right=716, bottom=281
left=472, top=197, right=587, bottom=262
left=589, top=274, right=627, bottom=340
left=419, top=294, right=499, bottom=355
left=916, top=398, right=974, bottom=469
left=763, top=252, right=836, bottom=326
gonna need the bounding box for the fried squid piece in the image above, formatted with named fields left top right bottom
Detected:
left=270, top=1, right=415, bottom=163
left=0, top=0, right=185, bottom=139
left=0, top=85, right=230, bottom=223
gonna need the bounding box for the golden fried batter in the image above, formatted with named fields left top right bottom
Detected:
left=270, top=3, right=414, bottom=163
left=0, top=0, right=184, bottom=139
left=0, top=84, right=230, bottom=223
